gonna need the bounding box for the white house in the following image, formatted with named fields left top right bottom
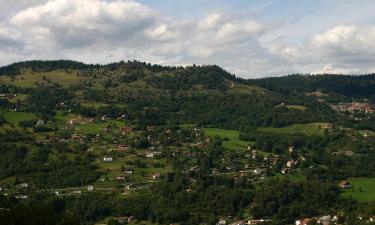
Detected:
left=20, top=183, right=29, bottom=188
left=123, top=169, right=134, bottom=174
left=146, top=152, right=154, bottom=158
left=103, top=156, right=113, bottom=162
left=217, top=219, right=226, bottom=225
left=287, top=160, right=295, bottom=168
left=36, top=120, right=45, bottom=126
left=117, top=175, right=126, bottom=180
left=151, top=173, right=161, bottom=179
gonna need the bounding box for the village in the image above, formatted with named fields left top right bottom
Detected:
left=1, top=107, right=372, bottom=225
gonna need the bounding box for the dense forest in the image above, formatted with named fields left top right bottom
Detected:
left=252, top=74, right=375, bottom=98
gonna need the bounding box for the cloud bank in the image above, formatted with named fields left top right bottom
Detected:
left=0, top=0, right=374, bottom=77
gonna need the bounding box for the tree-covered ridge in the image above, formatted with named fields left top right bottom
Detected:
left=2, top=59, right=375, bottom=98
left=253, top=74, right=375, bottom=98
left=145, top=65, right=236, bottom=91
left=0, top=60, right=96, bottom=76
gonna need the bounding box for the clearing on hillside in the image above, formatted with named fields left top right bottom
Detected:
left=342, top=178, right=375, bottom=202
left=258, top=122, right=329, bottom=136
left=203, top=127, right=253, bottom=150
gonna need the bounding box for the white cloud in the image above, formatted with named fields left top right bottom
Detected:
left=313, top=64, right=359, bottom=74
left=311, top=25, right=375, bottom=57
left=0, top=1, right=375, bottom=77
left=10, top=0, right=158, bottom=48
left=266, top=25, right=375, bottom=75
left=0, top=0, right=278, bottom=77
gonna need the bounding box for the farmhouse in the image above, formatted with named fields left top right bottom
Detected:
left=281, top=168, right=291, bottom=174
left=295, top=218, right=311, bottom=225
left=104, top=126, right=113, bottom=132
left=248, top=219, right=272, bottom=224
left=15, top=194, right=28, bottom=199
left=146, top=152, right=154, bottom=158
left=113, top=217, right=128, bottom=224
left=69, top=119, right=78, bottom=125
left=286, top=160, right=296, bottom=168
left=318, top=215, right=332, bottom=225
left=116, top=145, right=128, bottom=151
left=123, top=168, right=134, bottom=174
left=125, top=184, right=138, bottom=190
left=117, top=175, right=127, bottom=180
left=151, top=173, right=161, bottom=179
left=339, top=180, right=352, bottom=189
left=103, top=156, right=113, bottom=162
left=36, top=120, right=45, bottom=126
left=19, top=183, right=29, bottom=188
left=217, top=218, right=226, bottom=225
left=120, top=126, right=133, bottom=135
left=146, top=151, right=162, bottom=158
left=322, top=123, right=333, bottom=129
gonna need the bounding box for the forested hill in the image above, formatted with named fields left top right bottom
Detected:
left=1, top=60, right=374, bottom=98
left=252, top=74, right=375, bottom=98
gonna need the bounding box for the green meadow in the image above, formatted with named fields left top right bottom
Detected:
left=75, top=120, right=126, bottom=134
left=203, top=127, right=253, bottom=150
left=0, top=70, right=86, bottom=87
left=285, top=105, right=307, bottom=111
left=0, top=110, right=38, bottom=127
left=342, top=178, right=375, bottom=202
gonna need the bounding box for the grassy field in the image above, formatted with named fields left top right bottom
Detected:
left=95, top=156, right=171, bottom=185
left=80, top=102, right=109, bottom=109
left=0, top=110, right=38, bottom=126
left=342, top=178, right=375, bottom=202
left=54, top=110, right=75, bottom=123
left=273, top=170, right=307, bottom=182
left=6, top=94, right=28, bottom=103
left=75, top=120, right=125, bottom=134
left=258, top=122, right=328, bottom=136
left=203, top=128, right=253, bottom=151
left=0, top=70, right=86, bottom=87
left=285, top=105, right=307, bottom=111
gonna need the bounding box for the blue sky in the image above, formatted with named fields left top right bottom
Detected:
left=1, top=0, right=375, bottom=77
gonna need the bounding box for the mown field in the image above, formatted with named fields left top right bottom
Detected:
left=342, top=178, right=375, bottom=202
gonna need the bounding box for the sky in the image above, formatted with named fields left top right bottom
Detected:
left=1, top=0, right=375, bottom=78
